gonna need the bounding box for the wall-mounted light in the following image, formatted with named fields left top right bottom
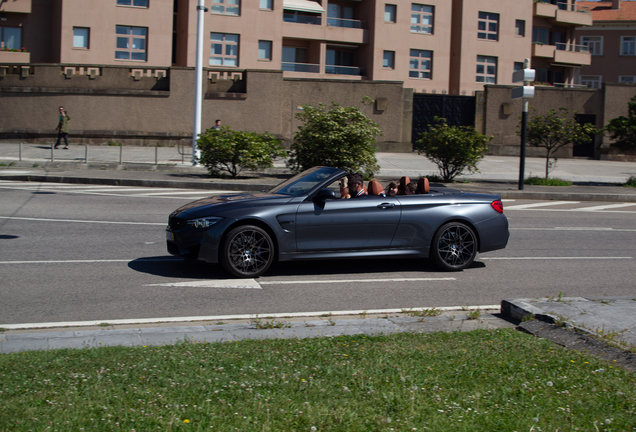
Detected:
left=1, top=13, right=8, bottom=21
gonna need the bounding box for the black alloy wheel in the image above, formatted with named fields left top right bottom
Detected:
left=221, top=225, right=275, bottom=278
left=431, top=222, right=478, bottom=271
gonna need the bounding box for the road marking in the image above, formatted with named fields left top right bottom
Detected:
left=578, top=203, right=636, bottom=211
left=147, top=277, right=456, bottom=289
left=481, top=256, right=632, bottom=260
left=0, top=304, right=501, bottom=330
left=504, top=201, right=579, bottom=210
left=132, top=191, right=217, bottom=196
left=147, top=280, right=262, bottom=289
left=260, top=277, right=456, bottom=285
left=512, top=227, right=636, bottom=232
left=0, top=258, right=178, bottom=264
left=0, top=216, right=165, bottom=226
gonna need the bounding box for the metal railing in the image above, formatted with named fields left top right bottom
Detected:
left=325, top=65, right=362, bottom=76
left=281, top=62, right=320, bottom=73
left=555, top=42, right=590, bottom=53
left=326, top=17, right=363, bottom=29
left=283, top=13, right=321, bottom=25
left=540, top=0, right=590, bottom=13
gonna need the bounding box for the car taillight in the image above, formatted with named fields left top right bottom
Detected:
left=491, top=200, right=504, bottom=214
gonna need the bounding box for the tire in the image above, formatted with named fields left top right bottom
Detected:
left=220, top=225, right=275, bottom=278
left=431, top=222, right=478, bottom=271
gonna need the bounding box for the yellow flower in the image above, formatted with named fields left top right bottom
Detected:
left=184, top=419, right=190, bottom=423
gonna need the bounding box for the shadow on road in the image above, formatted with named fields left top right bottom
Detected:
left=128, top=256, right=486, bottom=279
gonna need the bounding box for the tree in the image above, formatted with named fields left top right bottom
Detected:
left=605, top=95, right=636, bottom=152
left=197, top=126, right=286, bottom=178
left=523, top=108, right=597, bottom=179
left=415, top=117, right=491, bottom=182
left=287, top=101, right=381, bottom=178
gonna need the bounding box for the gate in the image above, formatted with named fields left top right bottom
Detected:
left=412, top=94, right=476, bottom=146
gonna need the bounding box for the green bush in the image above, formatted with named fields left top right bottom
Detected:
left=287, top=101, right=381, bottom=178
left=197, top=127, right=286, bottom=178
left=625, top=176, right=636, bottom=188
left=605, top=95, right=636, bottom=152
left=415, top=117, right=491, bottom=182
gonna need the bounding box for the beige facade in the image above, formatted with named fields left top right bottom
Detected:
left=0, top=0, right=592, bottom=93
left=575, top=0, right=636, bottom=88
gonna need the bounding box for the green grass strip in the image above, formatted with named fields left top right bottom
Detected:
left=1, top=329, right=635, bottom=431
left=524, top=177, right=573, bottom=186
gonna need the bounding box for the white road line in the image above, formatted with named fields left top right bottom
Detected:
left=513, top=227, right=636, bottom=232
left=508, top=208, right=636, bottom=214
left=0, top=216, right=165, bottom=225
left=578, top=203, right=636, bottom=211
left=260, top=277, right=456, bottom=285
left=1, top=305, right=501, bottom=330
left=481, top=256, right=632, bottom=260
left=146, top=277, right=456, bottom=289
left=0, top=258, right=178, bottom=264
left=504, top=201, right=579, bottom=210
left=132, top=191, right=217, bottom=196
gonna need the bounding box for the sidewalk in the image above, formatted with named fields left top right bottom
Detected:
left=1, top=142, right=636, bottom=201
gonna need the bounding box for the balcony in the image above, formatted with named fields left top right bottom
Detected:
left=281, top=62, right=320, bottom=73
left=532, top=43, right=591, bottom=66
left=534, top=1, right=592, bottom=27
left=0, top=0, right=31, bottom=13
left=0, top=50, right=30, bottom=64
left=283, top=13, right=321, bottom=25
left=326, top=17, right=363, bottom=29
left=325, top=65, right=362, bottom=76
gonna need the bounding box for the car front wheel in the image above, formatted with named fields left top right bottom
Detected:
left=221, top=225, right=275, bottom=278
left=431, top=222, right=477, bottom=271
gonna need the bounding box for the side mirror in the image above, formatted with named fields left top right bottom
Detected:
left=313, top=188, right=336, bottom=202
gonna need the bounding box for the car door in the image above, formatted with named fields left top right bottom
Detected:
left=295, top=195, right=401, bottom=252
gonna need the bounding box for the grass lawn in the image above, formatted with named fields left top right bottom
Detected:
left=1, top=328, right=635, bottom=431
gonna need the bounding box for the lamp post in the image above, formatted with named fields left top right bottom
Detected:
left=192, top=0, right=208, bottom=166
left=511, top=58, right=535, bottom=190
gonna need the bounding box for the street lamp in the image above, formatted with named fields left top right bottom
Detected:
left=192, top=0, right=208, bottom=166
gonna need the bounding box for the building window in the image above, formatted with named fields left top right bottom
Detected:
left=0, top=26, right=22, bottom=50
left=260, top=0, right=272, bottom=10
left=621, top=36, right=635, bottom=56
left=258, top=40, right=272, bottom=61
left=327, top=3, right=359, bottom=28
left=211, top=0, right=240, bottom=16
left=115, top=26, right=147, bottom=61
left=476, top=55, right=497, bottom=83
left=409, top=49, right=432, bottom=78
left=116, top=0, right=149, bottom=7
left=619, top=76, right=636, bottom=84
left=478, top=12, right=498, bottom=41
left=581, top=36, right=602, bottom=55
left=515, top=20, right=525, bottom=37
left=73, top=27, right=90, bottom=49
left=411, top=4, right=433, bottom=34
left=580, top=75, right=601, bottom=89
left=210, top=33, right=238, bottom=66
left=532, top=27, right=549, bottom=44
left=383, top=51, right=395, bottom=68
left=385, top=4, right=396, bottom=23
left=514, top=62, right=523, bottom=72
left=326, top=47, right=358, bottom=75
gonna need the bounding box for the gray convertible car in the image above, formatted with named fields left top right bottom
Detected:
left=166, top=166, right=509, bottom=278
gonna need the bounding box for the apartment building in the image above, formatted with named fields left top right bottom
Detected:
left=0, top=0, right=592, bottom=95
left=575, top=0, right=636, bottom=88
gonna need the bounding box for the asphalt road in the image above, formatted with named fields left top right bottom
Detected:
left=1, top=181, right=635, bottom=326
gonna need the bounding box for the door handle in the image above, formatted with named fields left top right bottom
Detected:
left=377, top=203, right=395, bottom=209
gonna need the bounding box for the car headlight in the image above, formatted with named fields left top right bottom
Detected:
left=187, top=217, right=223, bottom=229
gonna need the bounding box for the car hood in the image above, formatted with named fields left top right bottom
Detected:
left=171, top=192, right=295, bottom=218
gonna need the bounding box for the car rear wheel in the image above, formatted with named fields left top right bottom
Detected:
left=221, top=225, right=275, bottom=278
left=431, top=222, right=477, bottom=271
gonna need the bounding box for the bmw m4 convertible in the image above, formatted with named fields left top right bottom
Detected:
left=166, top=167, right=509, bottom=278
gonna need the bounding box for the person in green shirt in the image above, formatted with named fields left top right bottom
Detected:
left=54, top=106, right=71, bottom=150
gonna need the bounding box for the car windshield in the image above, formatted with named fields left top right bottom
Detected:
left=269, top=167, right=342, bottom=196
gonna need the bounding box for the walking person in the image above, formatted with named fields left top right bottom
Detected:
left=213, top=119, right=221, bottom=130
left=54, top=106, right=71, bottom=149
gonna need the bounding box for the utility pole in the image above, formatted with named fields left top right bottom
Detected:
left=511, top=58, right=535, bottom=190
left=192, top=0, right=207, bottom=165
